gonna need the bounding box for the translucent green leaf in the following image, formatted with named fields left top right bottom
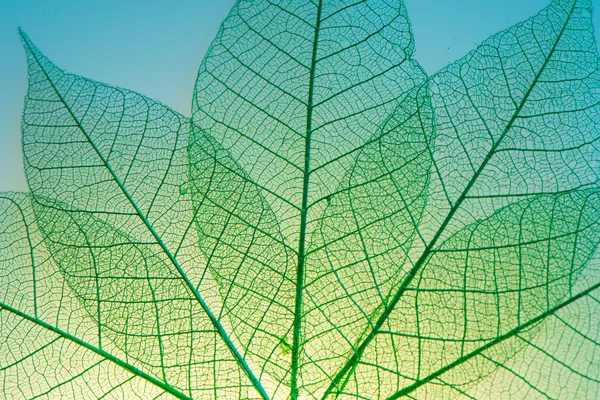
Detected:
left=188, top=126, right=296, bottom=387
left=0, top=193, right=189, bottom=399
left=2, top=0, right=600, bottom=398
left=191, top=2, right=428, bottom=395
left=19, top=34, right=269, bottom=398
left=302, top=83, right=434, bottom=395
left=306, top=0, right=600, bottom=398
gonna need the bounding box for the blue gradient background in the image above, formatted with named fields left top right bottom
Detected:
left=1, top=0, right=599, bottom=192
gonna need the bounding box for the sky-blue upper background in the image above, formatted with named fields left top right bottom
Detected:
left=1, top=0, right=599, bottom=192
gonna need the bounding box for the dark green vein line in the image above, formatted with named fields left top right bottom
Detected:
left=0, top=195, right=37, bottom=318
left=19, top=29, right=269, bottom=400
left=291, top=1, right=323, bottom=398
left=0, top=301, right=192, bottom=400
left=321, top=1, right=577, bottom=396
left=386, top=281, right=600, bottom=399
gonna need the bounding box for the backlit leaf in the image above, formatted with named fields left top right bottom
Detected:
left=1, top=0, right=600, bottom=398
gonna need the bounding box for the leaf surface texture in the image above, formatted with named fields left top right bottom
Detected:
left=1, top=0, right=600, bottom=398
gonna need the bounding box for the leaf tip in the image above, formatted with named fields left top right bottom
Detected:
left=18, top=27, right=31, bottom=47
left=17, top=28, right=40, bottom=59
left=17, top=29, right=64, bottom=80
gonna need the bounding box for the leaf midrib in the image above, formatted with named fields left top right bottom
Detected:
left=321, top=1, right=578, bottom=397
left=291, top=0, right=323, bottom=398
left=20, top=30, right=269, bottom=400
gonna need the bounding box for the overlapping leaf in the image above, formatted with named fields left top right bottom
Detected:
left=432, top=258, right=600, bottom=399
left=188, top=128, right=295, bottom=388
left=0, top=193, right=184, bottom=399
left=302, top=0, right=600, bottom=398
left=301, top=83, right=434, bottom=395
left=18, top=34, right=272, bottom=398
left=193, top=0, right=426, bottom=233
left=191, top=1, right=427, bottom=395
left=1, top=0, right=600, bottom=399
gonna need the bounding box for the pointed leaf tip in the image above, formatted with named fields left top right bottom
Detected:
left=18, top=27, right=33, bottom=48
left=18, top=28, right=41, bottom=61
